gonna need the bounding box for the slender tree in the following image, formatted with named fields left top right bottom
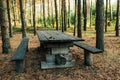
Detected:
left=42, top=0, right=46, bottom=27
left=7, top=0, right=12, bottom=37
left=29, top=0, right=32, bottom=25
left=109, top=0, right=113, bottom=21
left=54, top=0, right=59, bottom=30
left=68, top=0, right=70, bottom=28
left=83, top=0, right=87, bottom=31
left=59, top=0, right=61, bottom=28
left=24, top=0, right=28, bottom=24
left=62, top=0, right=64, bottom=32
left=32, top=0, right=36, bottom=35
left=51, top=0, right=54, bottom=28
left=96, top=0, right=104, bottom=51
left=115, top=0, right=120, bottom=36
left=105, top=0, right=108, bottom=32
left=19, top=0, right=27, bottom=38
left=47, top=0, right=50, bottom=24
left=64, top=0, right=67, bottom=31
left=62, top=0, right=67, bottom=31
left=73, top=0, right=77, bottom=36
left=77, top=0, right=82, bottom=38
left=12, top=0, right=16, bottom=28
left=39, top=0, right=42, bottom=25
left=16, top=0, right=20, bottom=24
left=0, top=0, right=11, bottom=53
left=90, top=0, right=92, bottom=28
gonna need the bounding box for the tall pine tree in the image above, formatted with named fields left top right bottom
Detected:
left=96, top=0, right=104, bottom=51
left=0, top=0, right=11, bottom=53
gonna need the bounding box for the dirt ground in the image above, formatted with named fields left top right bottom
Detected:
left=0, top=32, right=120, bottom=80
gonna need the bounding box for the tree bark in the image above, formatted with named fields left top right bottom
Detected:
left=105, top=0, right=108, bottom=32
left=62, top=0, right=67, bottom=32
left=51, top=0, right=54, bottom=28
left=83, top=0, right=87, bottom=31
left=96, top=0, right=104, bottom=51
left=42, top=0, right=46, bottom=27
left=77, top=0, right=82, bottom=38
left=59, top=0, right=61, bottom=28
left=32, top=0, right=36, bottom=35
left=73, top=0, right=77, bottom=36
left=0, top=0, right=11, bottom=54
left=7, top=0, right=12, bottom=37
left=63, top=0, right=67, bottom=31
left=115, top=0, right=120, bottom=36
left=68, top=0, right=70, bottom=28
left=109, top=0, right=113, bottom=21
left=90, top=0, right=92, bottom=28
left=47, top=0, right=50, bottom=24
left=19, top=0, right=27, bottom=38
left=54, top=0, right=58, bottom=30
left=12, top=0, right=16, bottom=28
left=62, top=0, right=64, bottom=32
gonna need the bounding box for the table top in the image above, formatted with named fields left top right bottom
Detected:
left=37, top=30, right=84, bottom=43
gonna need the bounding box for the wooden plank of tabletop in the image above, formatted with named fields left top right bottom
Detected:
left=37, top=30, right=84, bottom=42
left=37, top=31, right=48, bottom=41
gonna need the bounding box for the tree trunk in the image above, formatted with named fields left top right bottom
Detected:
left=16, top=0, right=21, bottom=24
left=105, top=0, right=108, bottom=32
left=73, top=0, right=77, bottom=36
left=62, top=0, right=67, bottom=32
left=83, top=0, right=87, bottom=31
left=77, top=0, right=82, bottom=38
left=19, top=0, right=27, bottom=38
left=32, top=0, right=36, bottom=35
left=63, top=0, right=67, bottom=31
left=68, top=0, right=70, bottom=28
left=96, top=0, right=104, bottom=51
left=59, top=0, right=62, bottom=29
left=30, top=0, right=33, bottom=25
left=90, top=0, right=92, bottom=28
left=42, top=0, right=46, bottom=27
left=115, top=0, right=120, bottom=36
left=51, top=0, right=54, bottom=28
left=62, top=0, right=64, bottom=32
left=109, top=0, right=113, bottom=21
left=54, top=0, right=59, bottom=30
left=48, top=0, right=50, bottom=25
left=7, top=0, right=12, bottom=37
left=12, top=0, right=16, bottom=28
left=0, top=0, right=11, bottom=54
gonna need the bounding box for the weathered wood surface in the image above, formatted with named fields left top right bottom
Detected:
left=37, top=30, right=84, bottom=69
left=74, top=42, right=103, bottom=66
left=73, top=42, right=103, bottom=54
left=84, top=50, right=92, bottom=66
left=11, top=37, right=29, bottom=73
left=37, top=30, right=84, bottom=43
left=11, top=37, right=29, bottom=61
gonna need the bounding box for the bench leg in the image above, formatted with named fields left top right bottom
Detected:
left=84, top=50, right=92, bottom=66
left=15, top=60, right=25, bottom=73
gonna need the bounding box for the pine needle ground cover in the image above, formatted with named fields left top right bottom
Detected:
left=0, top=30, right=120, bottom=80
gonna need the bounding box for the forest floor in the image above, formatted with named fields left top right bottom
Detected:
left=0, top=29, right=120, bottom=80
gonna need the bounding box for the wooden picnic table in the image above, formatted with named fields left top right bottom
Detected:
left=37, top=30, right=84, bottom=69
left=37, top=30, right=84, bottom=43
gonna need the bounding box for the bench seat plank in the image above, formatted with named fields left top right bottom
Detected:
left=11, top=37, right=29, bottom=73
left=73, top=42, right=103, bottom=66
left=11, top=37, right=29, bottom=61
left=73, top=42, right=103, bottom=54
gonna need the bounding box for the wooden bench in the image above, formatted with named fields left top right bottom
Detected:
left=11, top=37, right=29, bottom=73
left=73, top=42, right=103, bottom=66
